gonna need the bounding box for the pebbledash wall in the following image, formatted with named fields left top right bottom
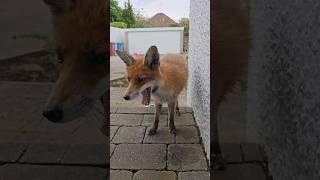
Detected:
left=187, top=0, right=210, bottom=159
left=247, top=0, right=320, bottom=179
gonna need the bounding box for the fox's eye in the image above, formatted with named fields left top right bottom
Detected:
left=127, top=77, right=131, bottom=82
left=137, top=77, right=144, bottom=83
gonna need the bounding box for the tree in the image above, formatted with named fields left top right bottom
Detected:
left=122, top=0, right=136, bottom=28
left=179, top=18, right=189, bottom=36
left=110, top=0, right=123, bottom=22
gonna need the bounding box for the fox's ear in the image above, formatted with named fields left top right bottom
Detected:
left=116, top=50, right=135, bottom=66
left=43, top=0, right=76, bottom=15
left=144, top=46, right=160, bottom=70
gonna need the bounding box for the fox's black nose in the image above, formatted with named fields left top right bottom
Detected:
left=42, top=108, right=64, bottom=122
left=123, top=95, right=130, bottom=100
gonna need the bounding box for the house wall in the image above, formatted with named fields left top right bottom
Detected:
left=247, top=0, right=320, bottom=179
left=187, top=0, right=210, bottom=159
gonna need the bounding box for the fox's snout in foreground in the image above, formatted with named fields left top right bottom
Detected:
left=42, top=0, right=108, bottom=123
left=116, top=46, right=188, bottom=135
left=42, top=108, right=63, bottom=122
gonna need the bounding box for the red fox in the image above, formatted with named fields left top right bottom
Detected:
left=213, top=0, right=250, bottom=170
left=116, top=46, right=188, bottom=135
left=41, top=0, right=108, bottom=123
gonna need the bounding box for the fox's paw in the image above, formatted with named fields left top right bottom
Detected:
left=170, top=127, right=177, bottom=135
left=148, top=128, right=157, bottom=136
left=213, top=154, right=227, bottom=170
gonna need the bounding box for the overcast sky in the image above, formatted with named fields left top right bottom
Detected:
left=116, top=0, right=190, bottom=21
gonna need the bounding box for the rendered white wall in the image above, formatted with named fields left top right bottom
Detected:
left=110, top=27, right=124, bottom=43
left=187, top=0, right=210, bottom=159
left=126, top=28, right=183, bottom=55
left=248, top=0, right=320, bottom=179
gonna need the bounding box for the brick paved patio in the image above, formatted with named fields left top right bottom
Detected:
left=0, top=82, right=107, bottom=179
left=110, top=105, right=270, bottom=180
left=0, top=82, right=272, bottom=179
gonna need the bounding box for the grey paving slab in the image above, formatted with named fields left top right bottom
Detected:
left=110, top=126, right=119, bottom=141
left=221, top=143, right=243, bottom=163
left=133, top=170, right=176, bottom=180
left=112, top=126, right=146, bottom=144
left=20, top=144, right=68, bottom=164
left=111, top=144, right=116, bottom=156
left=167, top=144, right=208, bottom=171
left=0, top=164, right=106, bottom=180
left=110, top=170, right=133, bottom=180
left=111, top=144, right=166, bottom=170
left=61, top=144, right=107, bottom=165
left=0, top=143, right=27, bottom=162
left=241, top=143, right=264, bottom=162
left=211, top=164, right=267, bottom=180
left=175, top=113, right=195, bottom=126
left=142, top=114, right=168, bottom=127
left=178, top=171, right=210, bottom=180
left=143, top=127, right=175, bottom=144
left=110, top=107, right=118, bottom=113
left=176, top=126, right=199, bottom=143
left=111, top=114, right=143, bottom=126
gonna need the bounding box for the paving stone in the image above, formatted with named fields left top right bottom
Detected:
left=178, top=107, right=194, bottom=113
left=112, top=126, right=146, bottom=144
left=111, top=144, right=166, bottom=170
left=221, top=143, right=243, bottom=162
left=178, top=171, right=210, bottom=180
left=241, top=143, right=264, bottom=162
left=0, top=164, right=106, bottom=180
left=110, top=107, right=118, bottom=113
left=176, top=126, right=199, bottom=143
left=211, top=164, right=266, bottom=180
left=142, top=114, right=168, bottom=127
left=175, top=113, right=195, bottom=126
left=168, top=144, right=208, bottom=171
left=143, top=127, right=175, bottom=144
left=116, top=107, right=151, bottom=114
left=111, top=114, right=143, bottom=126
left=110, top=126, right=119, bottom=140
left=61, top=144, right=107, bottom=165
left=110, top=170, right=133, bottom=180
left=0, top=143, right=27, bottom=162
left=133, top=170, right=176, bottom=180
left=20, top=144, right=68, bottom=164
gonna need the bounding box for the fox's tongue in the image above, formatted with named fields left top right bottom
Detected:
left=141, top=87, right=151, bottom=106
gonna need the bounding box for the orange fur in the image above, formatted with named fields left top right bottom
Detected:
left=126, top=54, right=188, bottom=99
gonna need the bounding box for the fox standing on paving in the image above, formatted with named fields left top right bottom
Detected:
left=116, top=46, right=188, bottom=135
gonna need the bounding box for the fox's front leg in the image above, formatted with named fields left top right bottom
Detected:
left=148, top=103, right=162, bottom=135
left=168, top=101, right=177, bottom=134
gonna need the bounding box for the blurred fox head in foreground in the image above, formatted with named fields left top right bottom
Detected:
left=42, top=0, right=108, bottom=122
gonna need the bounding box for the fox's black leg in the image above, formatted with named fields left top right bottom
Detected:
left=148, top=103, right=162, bottom=135
left=175, top=100, right=181, bottom=116
left=168, top=101, right=177, bottom=134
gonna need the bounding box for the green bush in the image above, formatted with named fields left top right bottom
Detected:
left=111, top=22, right=128, bottom=29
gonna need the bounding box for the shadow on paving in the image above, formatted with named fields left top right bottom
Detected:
left=0, top=81, right=107, bottom=179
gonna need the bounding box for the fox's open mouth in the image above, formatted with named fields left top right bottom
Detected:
left=141, top=87, right=151, bottom=106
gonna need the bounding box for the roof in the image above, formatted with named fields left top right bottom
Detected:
left=147, top=13, right=178, bottom=27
